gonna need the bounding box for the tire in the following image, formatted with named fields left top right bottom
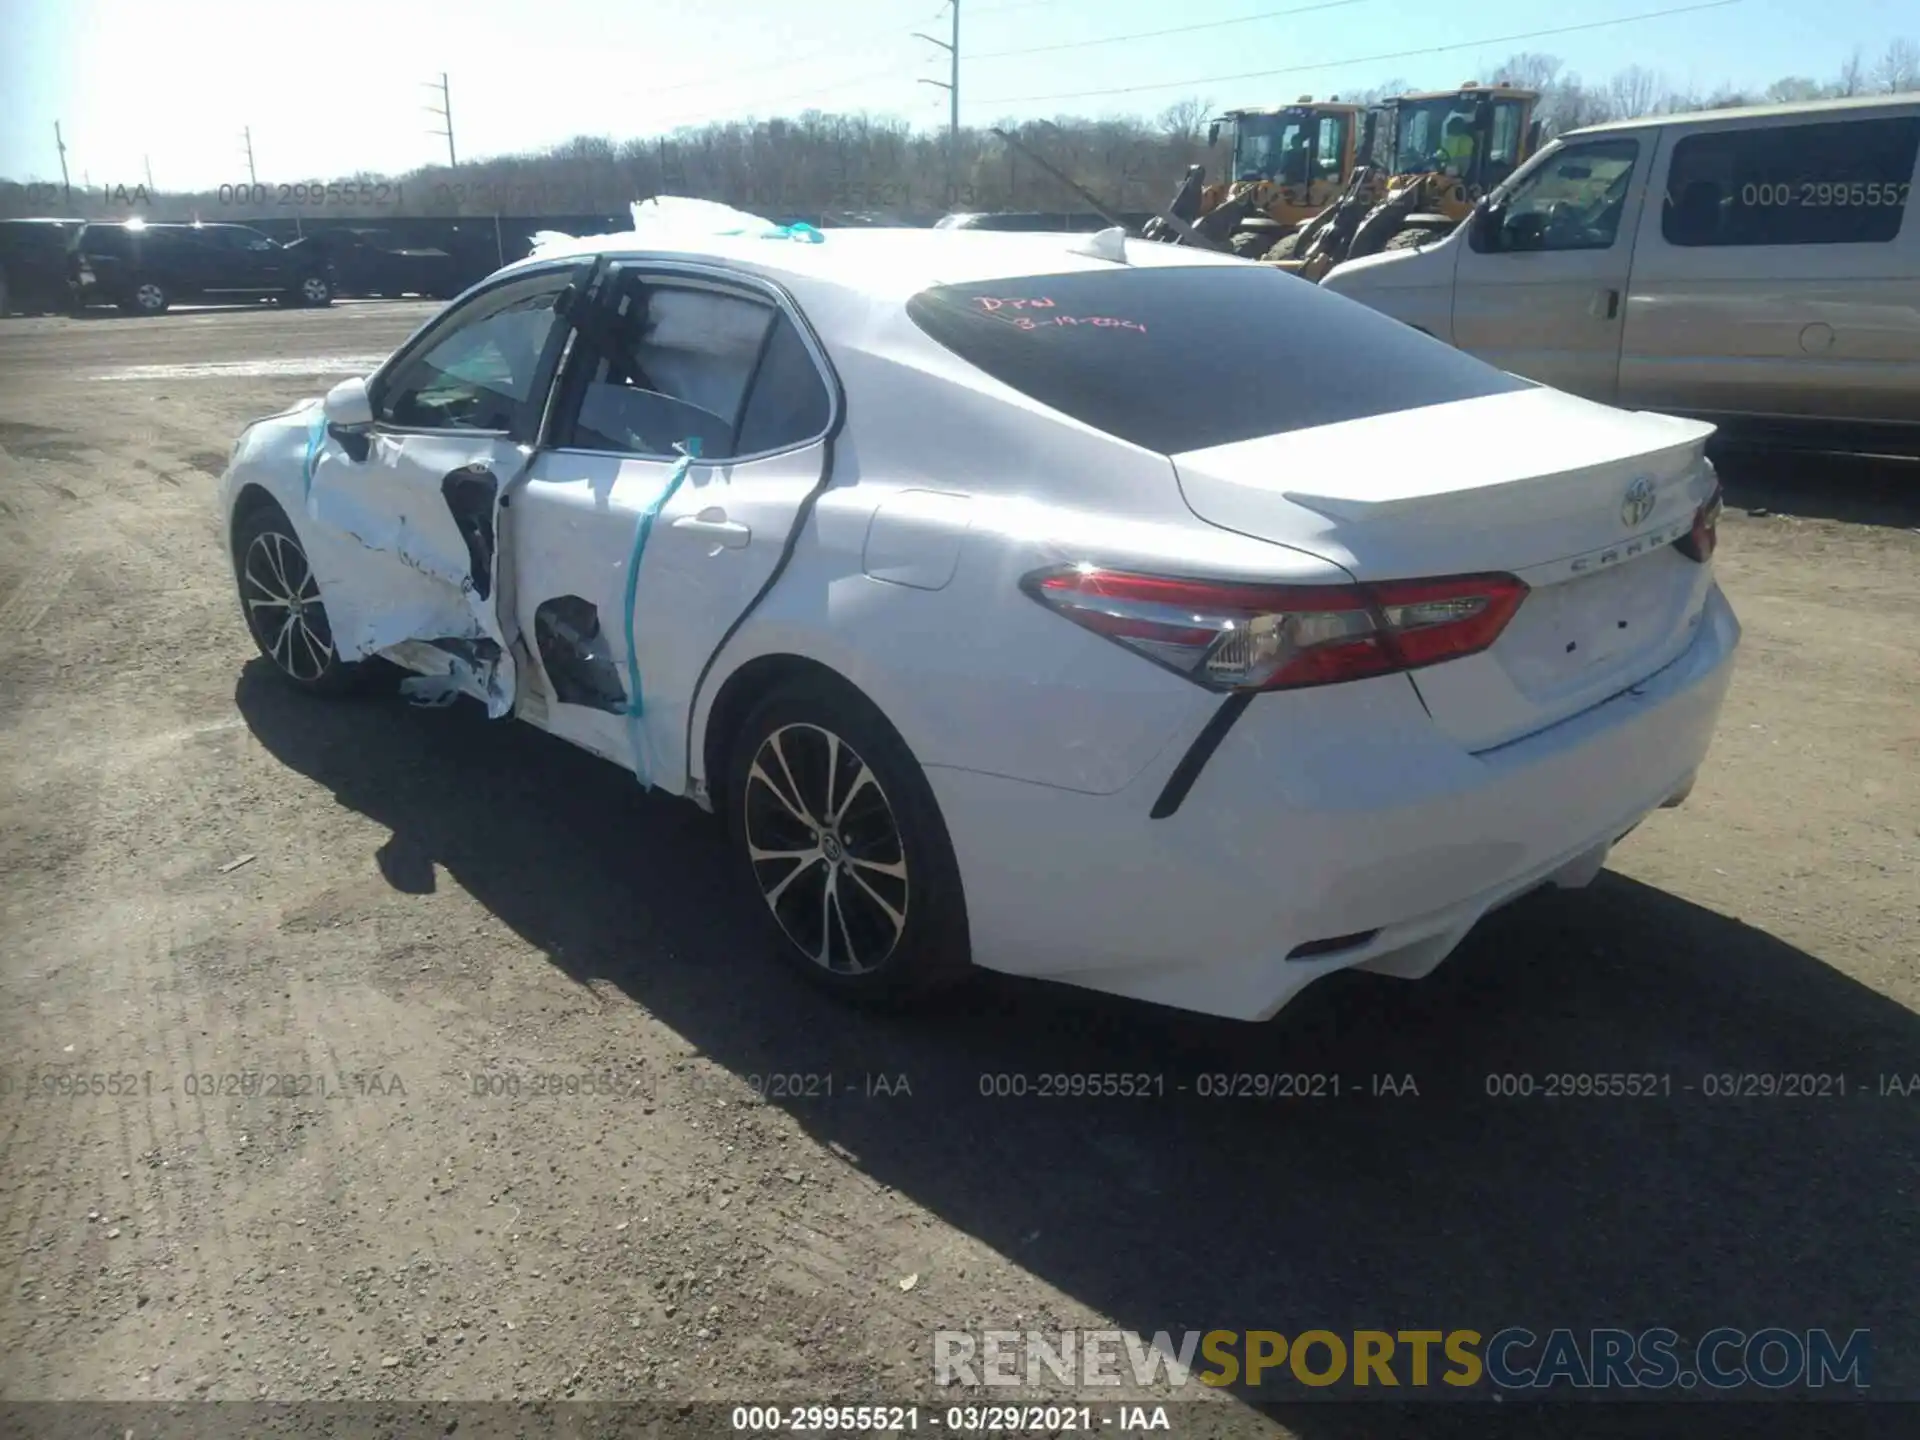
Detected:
left=120, top=279, right=169, bottom=315
left=1228, top=229, right=1274, bottom=258
left=725, top=676, right=972, bottom=1007
left=1383, top=227, right=1434, bottom=252
left=230, top=495, right=368, bottom=696
left=1263, top=232, right=1303, bottom=262
left=287, top=274, right=333, bottom=307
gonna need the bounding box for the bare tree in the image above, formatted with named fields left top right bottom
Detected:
left=1355, top=77, right=1412, bottom=104
left=1494, top=52, right=1566, bottom=92
left=1765, top=76, right=1827, bottom=102
left=1607, top=65, right=1664, bottom=119
left=1875, top=38, right=1920, bottom=93
left=1538, top=71, right=1615, bottom=134
left=1154, top=97, right=1213, bottom=144
left=1837, top=47, right=1868, bottom=95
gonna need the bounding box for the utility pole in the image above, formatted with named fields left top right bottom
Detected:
left=145, top=155, right=155, bottom=192
left=426, top=73, right=457, bottom=168
left=914, top=0, right=959, bottom=207
left=242, top=126, right=257, bottom=186
left=54, top=122, right=72, bottom=208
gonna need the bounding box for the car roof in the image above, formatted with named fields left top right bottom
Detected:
left=1562, top=92, right=1917, bottom=138
left=501, top=225, right=1247, bottom=305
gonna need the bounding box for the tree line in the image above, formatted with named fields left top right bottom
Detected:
left=3, top=40, right=1915, bottom=224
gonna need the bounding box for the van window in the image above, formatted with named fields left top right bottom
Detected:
left=1661, top=117, right=1919, bottom=247
left=905, top=265, right=1531, bottom=456
left=1476, top=138, right=1641, bottom=253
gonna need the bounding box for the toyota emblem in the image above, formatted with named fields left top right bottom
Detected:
left=1621, top=476, right=1657, bottom=528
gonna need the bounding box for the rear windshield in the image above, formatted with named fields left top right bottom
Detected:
left=904, top=263, right=1531, bottom=455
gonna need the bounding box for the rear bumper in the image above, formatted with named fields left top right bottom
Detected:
left=926, top=582, right=1741, bottom=1021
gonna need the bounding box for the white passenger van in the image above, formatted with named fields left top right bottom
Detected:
left=1320, top=95, right=1920, bottom=454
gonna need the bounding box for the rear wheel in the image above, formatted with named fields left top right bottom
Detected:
left=120, top=279, right=169, bottom=315
left=1383, top=227, right=1439, bottom=251
left=1228, top=229, right=1275, bottom=258
left=231, top=497, right=367, bottom=696
left=726, top=677, right=971, bottom=1007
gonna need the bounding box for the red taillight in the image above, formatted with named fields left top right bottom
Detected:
left=1676, top=481, right=1722, bottom=563
left=1021, top=565, right=1528, bottom=692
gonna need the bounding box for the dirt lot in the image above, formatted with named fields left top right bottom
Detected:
left=0, top=304, right=1916, bottom=1434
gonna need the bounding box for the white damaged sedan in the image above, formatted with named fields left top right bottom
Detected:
left=217, top=213, right=1738, bottom=1021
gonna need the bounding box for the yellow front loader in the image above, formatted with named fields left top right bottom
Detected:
left=1141, top=99, right=1364, bottom=255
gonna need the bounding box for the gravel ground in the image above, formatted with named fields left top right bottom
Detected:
left=0, top=303, right=1915, bottom=1437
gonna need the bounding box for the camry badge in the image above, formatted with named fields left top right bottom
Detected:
left=1621, top=476, right=1657, bottom=528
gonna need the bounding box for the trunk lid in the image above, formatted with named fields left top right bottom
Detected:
left=1170, top=386, right=1720, bottom=750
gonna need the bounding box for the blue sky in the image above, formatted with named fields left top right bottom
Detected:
left=0, top=0, right=1911, bottom=188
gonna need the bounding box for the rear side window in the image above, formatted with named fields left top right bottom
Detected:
left=563, top=282, right=777, bottom=461
left=905, top=264, right=1531, bottom=455
left=1662, top=117, right=1919, bottom=247
left=78, top=226, right=133, bottom=256
left=736, top=315, right=833, bottom=453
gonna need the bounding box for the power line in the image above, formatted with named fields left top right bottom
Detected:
left=973, top=0, right=1746, bottom=104
left=643, top=22, right=933, bottom=98
left=968, top=0, right=1070, bottom=14
left=647, top=59, right=915, bottom=132
left=971, top=0, right=1373, bottom=62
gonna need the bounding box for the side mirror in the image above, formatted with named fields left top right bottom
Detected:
left=1207, top=121, right=1221, bottom=148
left=1525, top=119, right=1544, bottom=154
left=323, top=375, right=373, bottom=429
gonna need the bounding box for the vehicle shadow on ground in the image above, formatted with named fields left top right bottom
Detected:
left=237, top=666, right=1919, bottom=1425
left=1711, top=444, right=1920, bottom=530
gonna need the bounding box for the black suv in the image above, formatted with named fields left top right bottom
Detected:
left=0, top=218, right=84, bottom=315
left=68, top=222, right=335, bottom=315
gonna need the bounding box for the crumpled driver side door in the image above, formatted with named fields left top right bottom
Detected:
left=300, top=260, right=591, bottom=715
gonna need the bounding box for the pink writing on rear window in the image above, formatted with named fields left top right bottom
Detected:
left=973, top=296, right=1056, bottom=311
left=1009, top=315, right=1147, bottom=333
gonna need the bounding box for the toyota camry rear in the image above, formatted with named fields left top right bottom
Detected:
left=855, top=247, right=1739, bottom=1021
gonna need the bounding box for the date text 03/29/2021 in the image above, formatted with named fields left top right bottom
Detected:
left=729, top=1404, right=1172, bottom=1433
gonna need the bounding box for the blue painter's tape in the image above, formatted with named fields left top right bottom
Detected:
left=621, top=439, right=702, bottom=787
left=300, top=409, right=327, bottom=500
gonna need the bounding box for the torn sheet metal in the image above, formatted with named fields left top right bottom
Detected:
left=533, top=596, right=627, bottom=713
left=301, top=425, right=525, bottom=717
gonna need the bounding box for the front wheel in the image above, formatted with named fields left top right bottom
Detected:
left=287, top=274, right=333, bottom=307
left=231, top=497, right=367, bottom=695
left=726, top=677, right=972, bottom=1006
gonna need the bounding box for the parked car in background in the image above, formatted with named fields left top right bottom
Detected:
left=215, top=222, right=1737, bottom=1022
left=0, top=218, right=83, bottom=315
left=1321, top=95, right=1920, bottom=456
left=303, top=226, right=462, bottom=300
left=67, top=221, right=336, bottom=315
